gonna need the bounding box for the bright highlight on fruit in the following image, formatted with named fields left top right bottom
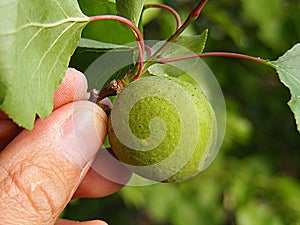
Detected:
left=108, top=75, right=218, bottom=182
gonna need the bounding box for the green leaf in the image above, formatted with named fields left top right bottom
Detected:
left=148, top=64, right=187, bottom=78
left=142, top=0, right=163, bottom=25
left=84, top=50, right=134, bottom=91
left=77, top=38, right=133, bottom=52
left=71, top=0, right=134, bottom=73
left=176, top=30, right=208, bottom=54
left=116, top=0, right=144, bottom=26
left=78, top=0, right=135, bottom=44
left=148, top=30, right=208, bottom=77
left=0, top=0, right=88, bottom=129
left=71, top=37, right=134, bottom=78
left=269, top=43, right=300, bottom=133
left=158, top=30, right=208, bottom=57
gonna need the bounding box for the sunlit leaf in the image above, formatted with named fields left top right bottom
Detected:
left=116, top=0, right=144, bottom=26
left=142, top=0, right=163, bottom=25
left=78, top=0, right=135, bottom=44
left=269, top=44, right=300, bottom=133
left=77, top=38, right=133, bottom=52
left=0, top=0, right=88, bottom=129
left=176, top=30, right=208, bottom=54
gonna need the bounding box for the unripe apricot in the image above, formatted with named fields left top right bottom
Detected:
left=108, top=75, right=217, bottom=182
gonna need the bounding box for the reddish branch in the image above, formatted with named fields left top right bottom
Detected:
left=148, top=0, right=208, bottom=61
left=89, top=15, right=145, bottom=80
left=144, top=4, right=182, bottom=29
left=159, top=52, right=268, bottom=65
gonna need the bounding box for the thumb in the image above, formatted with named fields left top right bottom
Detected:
left=0, top=101, right=107, bottom=225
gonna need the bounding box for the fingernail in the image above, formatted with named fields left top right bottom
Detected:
left=59, top=102, right=107, bottom=168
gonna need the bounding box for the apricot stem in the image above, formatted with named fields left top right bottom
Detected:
left=143, top=4, right=182, bottom=29
left=89, top=79, right=127, bottom=104
left=89, top=15, right=145, bottom=79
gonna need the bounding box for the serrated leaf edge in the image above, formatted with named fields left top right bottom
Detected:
left=269, top=43, right=300, bottom=133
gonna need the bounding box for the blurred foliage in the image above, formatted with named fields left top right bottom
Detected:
left=65, top=0, right=300, bottom=224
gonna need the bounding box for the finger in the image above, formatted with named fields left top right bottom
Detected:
left=0, top=101, right=107, bottom=225
left=0, top=111, right=22, bottom=150
left=99, top=98, right=113, bottom=109
left=73, top=167, right=125, bottom=199
left=0, top=68, right=88, bottom=150
left=53, top=68, right=88, bottom=110
left=56, top=219, right=108, bottom=225
left=0, top=120, right=22, bottom=150
left=72, top=151, right=132, bottom=199
left=0, top=110, right=9, bottom=119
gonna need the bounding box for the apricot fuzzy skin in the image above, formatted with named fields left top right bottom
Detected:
left=108, top=76, right=217, bottom=182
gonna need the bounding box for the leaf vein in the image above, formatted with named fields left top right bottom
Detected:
left=34, top=23, right=76, bottom=107
left=36, top=23, right=75, bottom=70
left=0, top=17, right=88, bottom=37
left=45, top=28, right=79, bottom=105
left=19, top=28, right=43, bottom=57
left=54, top=0, right=69, bottom=18
left=278, top=66, right=300, bottom=86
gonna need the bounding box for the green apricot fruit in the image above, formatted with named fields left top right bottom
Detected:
left=108, top=75, right=217, bottom=183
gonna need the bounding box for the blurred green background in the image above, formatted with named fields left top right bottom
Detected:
left=66, top=0, right=300, bottom=224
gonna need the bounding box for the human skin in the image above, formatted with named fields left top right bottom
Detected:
left=0, top=68, right=131, bottom=225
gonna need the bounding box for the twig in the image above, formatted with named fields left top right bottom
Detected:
left=143, top=4, right=182, bottom=29
left=159, top=52, right=268, bottom=66
left=146, top=0, right=208, bottom=67
left=89, top=15, right=145, bottom=79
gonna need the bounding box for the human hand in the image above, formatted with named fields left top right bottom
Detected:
left=0, top=68, right=131, bottom=225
